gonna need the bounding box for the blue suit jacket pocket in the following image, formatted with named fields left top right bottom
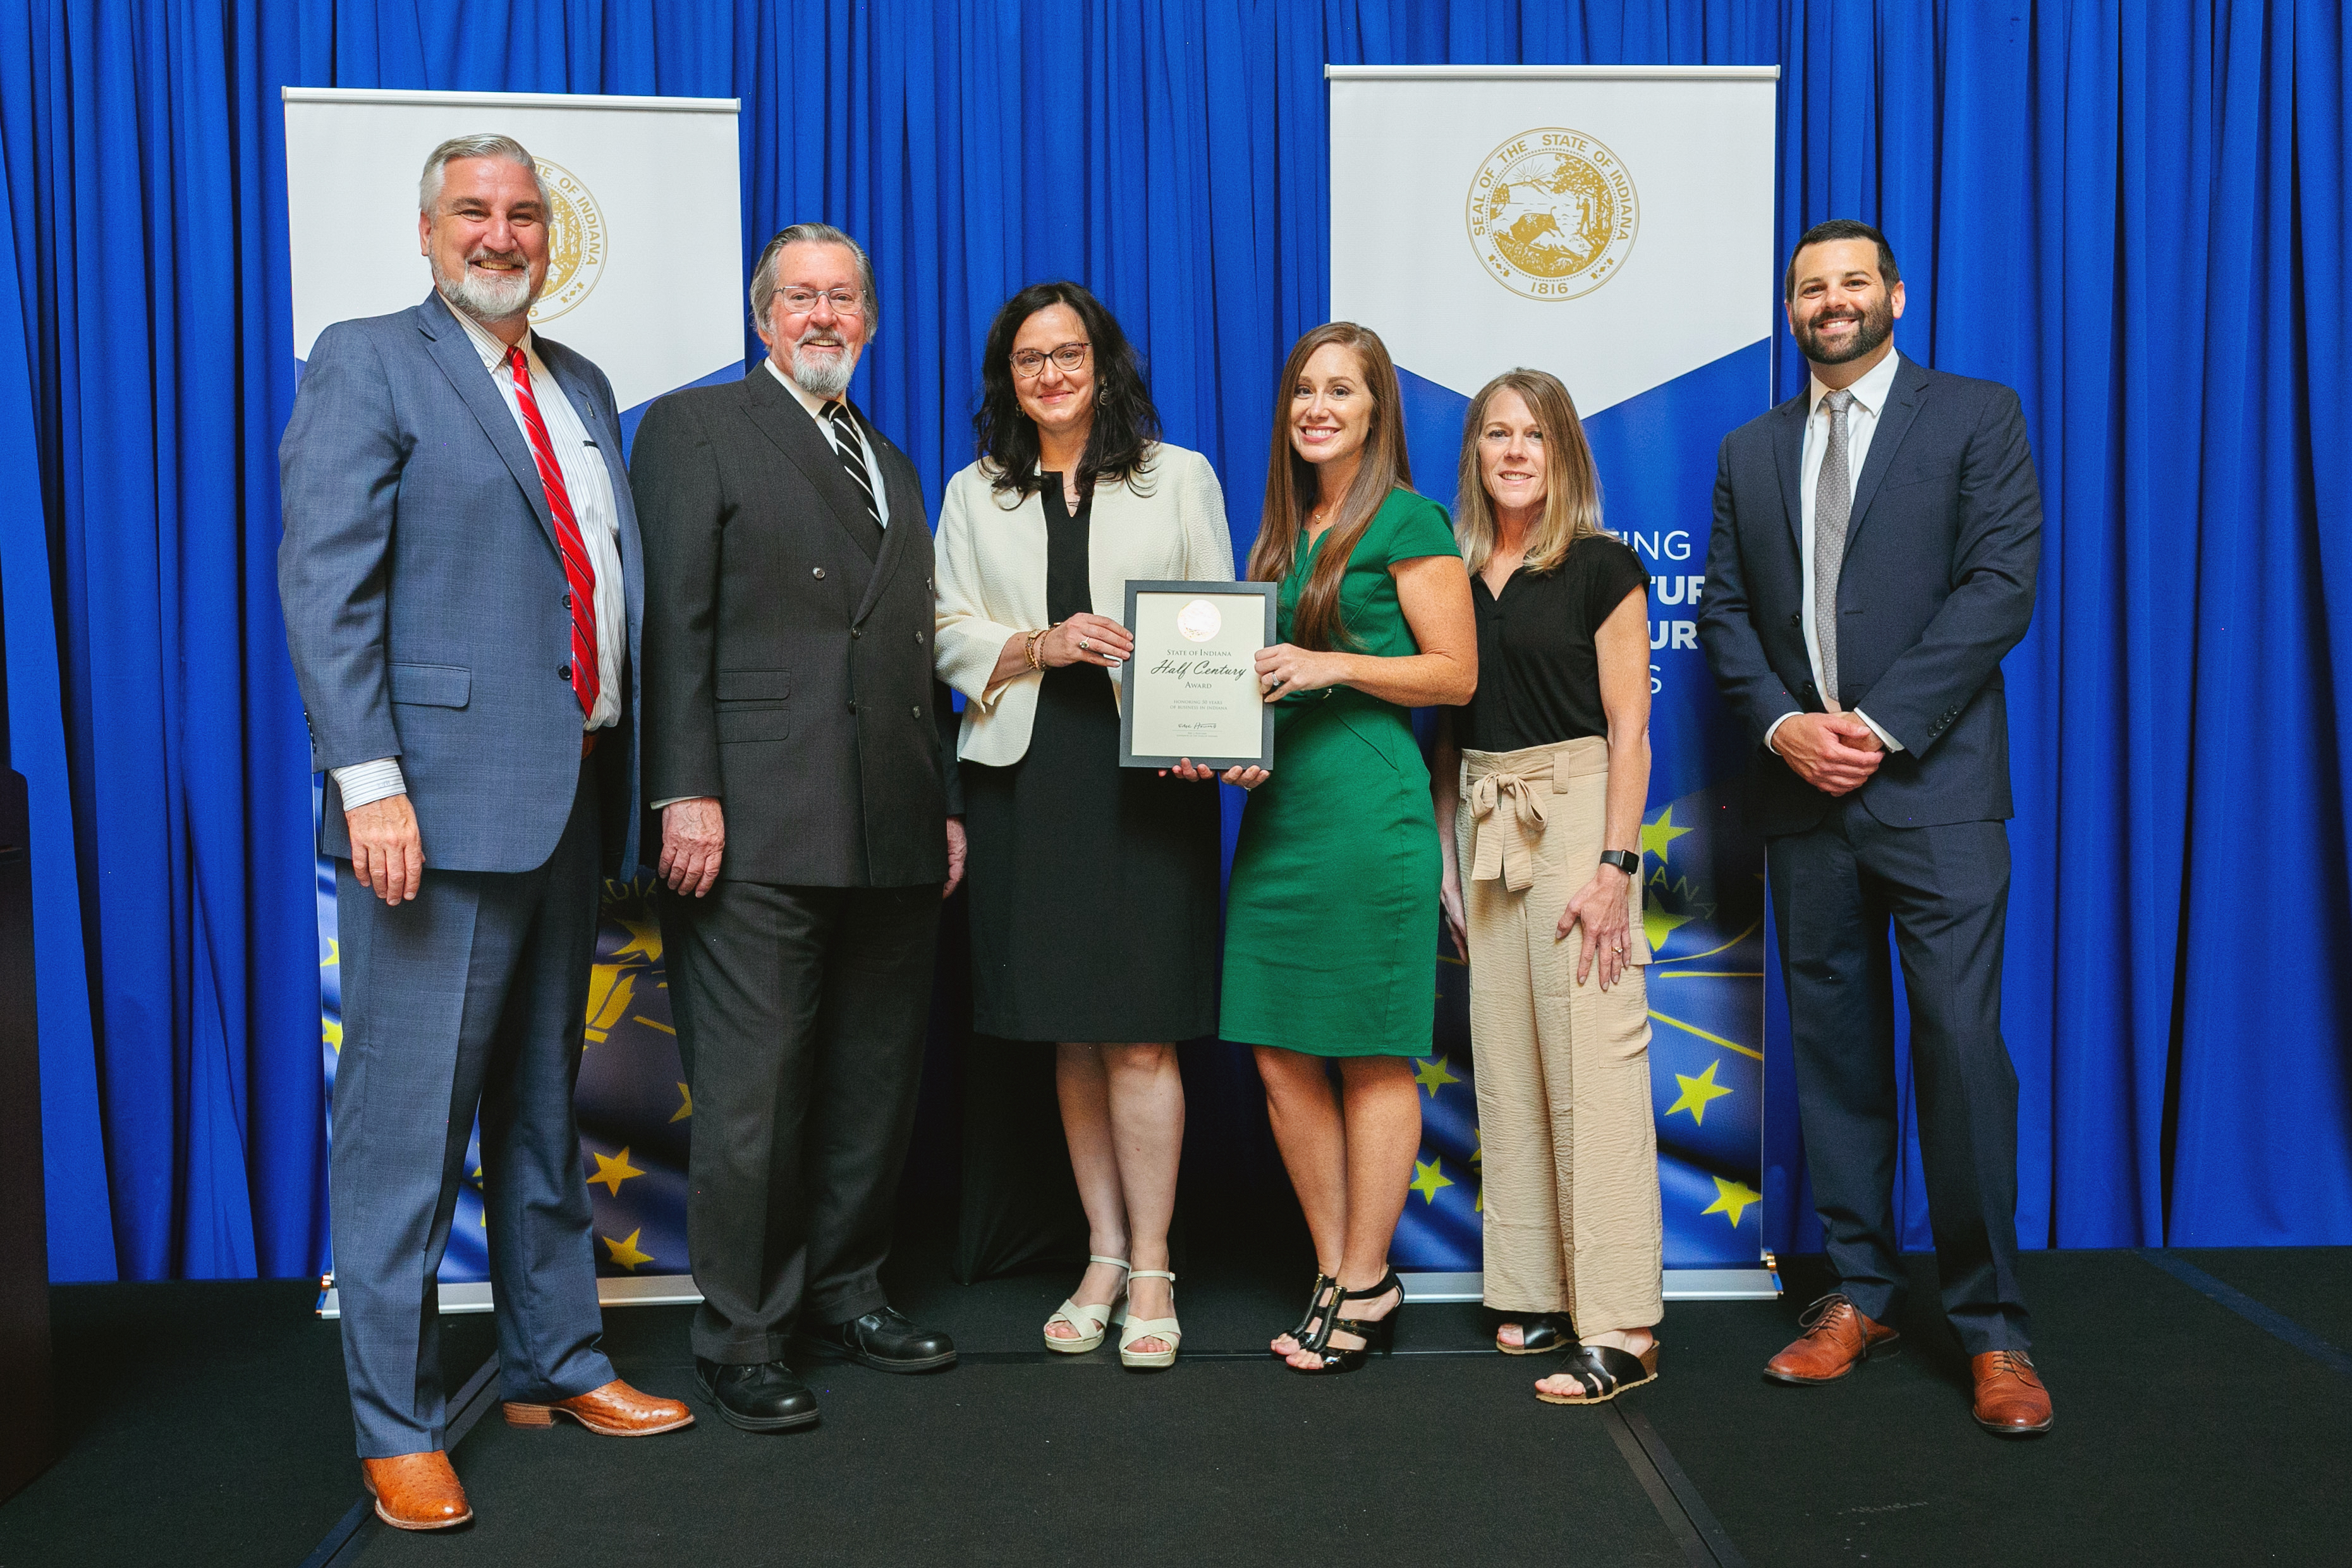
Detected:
left=387, top=662, right=472, bottom=708
left=1880, top=461, right=1957, bottom=492
left=716, top=667, right=791, bottom=742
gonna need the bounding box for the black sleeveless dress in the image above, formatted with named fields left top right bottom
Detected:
left=959, top=478, right=1221, bottom=1042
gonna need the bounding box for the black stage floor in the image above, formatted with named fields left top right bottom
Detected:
left=3, top=1246, right=2348, bottom=1567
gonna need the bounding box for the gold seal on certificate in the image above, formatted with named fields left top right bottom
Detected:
left=1119, top=580, right=1278, bottom=770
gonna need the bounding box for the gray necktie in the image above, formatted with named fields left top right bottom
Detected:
left=1813, top=388, right=1855, bottom=711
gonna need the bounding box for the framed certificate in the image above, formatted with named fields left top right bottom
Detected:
left=1118, top=580, right=1278, bottom=770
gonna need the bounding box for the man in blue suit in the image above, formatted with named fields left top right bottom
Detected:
left=1698, top=220, right=2050, bottom=1437
left=279, top=134, right=691, bottom=1530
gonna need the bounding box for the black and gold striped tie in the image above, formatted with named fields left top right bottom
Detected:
left=823, top=399, right=883, bottom=532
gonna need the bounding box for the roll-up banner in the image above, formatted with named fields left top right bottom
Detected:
left=284, top=88, right=738, bottom=1313
left=1327, top=66, right=1781, bottom=1301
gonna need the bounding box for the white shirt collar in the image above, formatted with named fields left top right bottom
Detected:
left=450, top=301, right=536, bottom=372
left=1808, top=346, right=1903, bottom=419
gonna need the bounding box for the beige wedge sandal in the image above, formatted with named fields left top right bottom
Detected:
left=1043, top=1255, right=1130, bottom=1354
left=1118, top=1269, right=1182, bottom=1371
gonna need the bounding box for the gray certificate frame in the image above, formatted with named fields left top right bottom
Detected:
left=1118, top=580, right=1277, bottom=770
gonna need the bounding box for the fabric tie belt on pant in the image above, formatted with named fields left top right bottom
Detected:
left=1467, top=770, right=1549, bottom=892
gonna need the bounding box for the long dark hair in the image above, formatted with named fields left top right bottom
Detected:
left=973, top=281, right=1160, bottom=499
left=1243, top=322, right=1413, bottom=652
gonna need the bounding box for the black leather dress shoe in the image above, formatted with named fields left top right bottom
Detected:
left=794, top=1307, right=958, bottom=1373
left=694, top=1358, right=819, bottom=1431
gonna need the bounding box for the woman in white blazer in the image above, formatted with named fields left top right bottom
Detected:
left=934, top=282, right=1244, bottom=1371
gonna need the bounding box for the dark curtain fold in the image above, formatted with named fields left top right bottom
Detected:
left=1, top=0, right=2342, bottom=1280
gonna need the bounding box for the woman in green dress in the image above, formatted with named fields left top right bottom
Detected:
left=1215, top=322, right=1477, bottom=1374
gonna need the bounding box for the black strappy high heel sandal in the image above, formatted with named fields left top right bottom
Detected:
left=1273, top=1271, right=1337, bottom=1358
left=1289, top=1269, right=1403, bottom=1375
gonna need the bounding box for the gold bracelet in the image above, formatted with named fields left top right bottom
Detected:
left=1024, top=626, right=1050, bottom=672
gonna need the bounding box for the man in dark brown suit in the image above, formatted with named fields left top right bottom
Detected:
left=631, top=222, right=964, bottom=1433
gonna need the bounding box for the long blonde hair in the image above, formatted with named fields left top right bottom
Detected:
left=1453, top=368, right=1604, bottom=575
left=1243, top=323, right=1413, bottom=651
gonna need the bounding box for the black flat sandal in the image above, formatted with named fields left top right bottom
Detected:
left=1273, top=1272, right=1338, bottom=1358
left=1289, top=1270, right=1402, bottom=1375
left=1535, top=1341, right=1660, bottom=1404
left=1497, top=1313, right=1572, bottom=1355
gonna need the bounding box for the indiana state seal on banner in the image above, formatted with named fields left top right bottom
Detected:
left=529, top=157, right=607, bottom=322
left=1466, top=128, right=1640, bottom=301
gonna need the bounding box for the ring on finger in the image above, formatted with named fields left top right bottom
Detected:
left=1079, top=636, right=1092, bottom=652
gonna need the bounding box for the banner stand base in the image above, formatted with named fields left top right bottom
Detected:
left=317, top=1273, right=704, bottom=1320
left=1400, top=1267, right=1782, bottom=1304
left=319, top=1265, right=1784, bottom=1319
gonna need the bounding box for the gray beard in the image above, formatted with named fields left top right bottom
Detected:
left=788, top=336, right=859, bottom=399
left=432, top=255, right=539, bottom=326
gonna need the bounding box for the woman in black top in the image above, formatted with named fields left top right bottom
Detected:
left=1433, top=368, right=1663, bottom=1406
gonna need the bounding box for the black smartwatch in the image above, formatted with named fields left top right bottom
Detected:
left=1598, top=849, right=1640, bottom=878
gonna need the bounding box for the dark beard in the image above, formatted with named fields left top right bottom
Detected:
left=1796, top=294, right=1895, bottom=365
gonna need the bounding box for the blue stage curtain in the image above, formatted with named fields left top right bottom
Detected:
left=2, top=1, right=2343, bottom=1279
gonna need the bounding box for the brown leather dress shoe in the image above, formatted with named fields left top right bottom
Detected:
left=1764, top=1292, right=1901, bottom=1385
left=360, top=1451, right=472, bottom=1531
left=1970, top=1350, right=2054, bottom=1436
left=502, top=1378, right=695, bottom=1437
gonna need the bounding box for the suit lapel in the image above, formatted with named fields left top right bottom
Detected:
left=1841, top=358, right=1929, bottom=558
left=1770, top=389, right=1808, bottom=554
left=850, top=405, right=920, bottom=626
left=738, top=368, right=884, bottom=563
left=415, top=293, right=558, bottom=554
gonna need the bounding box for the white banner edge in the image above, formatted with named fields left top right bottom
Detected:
left=283, top=86, right=740, bottom=112
left=1324, top=64, right=1780, bottom=82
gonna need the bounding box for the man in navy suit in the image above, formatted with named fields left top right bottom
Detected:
left=1698, top=220, right=2050, bottom=1437
left=279, top=134, right=690, bottom=1529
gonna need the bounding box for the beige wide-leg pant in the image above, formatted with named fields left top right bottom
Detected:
left=1459, top=737, right=1664, bottom=1335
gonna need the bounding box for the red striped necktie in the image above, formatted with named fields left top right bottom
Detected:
left=506, top=343, right=599, bottom=722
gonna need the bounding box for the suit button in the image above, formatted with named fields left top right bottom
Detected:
left=558, top=664, right=571, bottom=681
left=851, top=628, right=862, bottom=639
left=813, top=566, right=827, bottom=580
left=847, top=700, right=858, bottom=712
left=910, top=705, right=922, bottom=719
left=563, top=593, right=572, bottom=609
left=913, top=630, right=925, bottom=645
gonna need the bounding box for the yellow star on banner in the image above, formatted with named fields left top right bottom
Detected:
left=322, top=1016, right=342, bottom=1053
left=609, top=916, right=662, bottom=963
left=320, top=939, right=339, bottom=968
left=587, top=1146, right=645, bottom=1196
left=1470, top=1127, right=1485, bottom=1213
left=602, top=1229, right=654, bottom=1271
left=1666, top=1060, right=1734, bottom=1126
left=1643, top=892, right=1694, bottom=955
left=1412, top=1055, right=1461, bottom=1099
left=1410, top=1157, right=1454, bottom=1204
left=669, top=1083, right=694, bottom=1123
left=1701, top=1176, right=1761, bottom=1229
left=1641, top=806, right=1693, bottom=869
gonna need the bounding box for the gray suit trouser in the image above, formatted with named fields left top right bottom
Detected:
left=331, top=762, right=616, bottom=1457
